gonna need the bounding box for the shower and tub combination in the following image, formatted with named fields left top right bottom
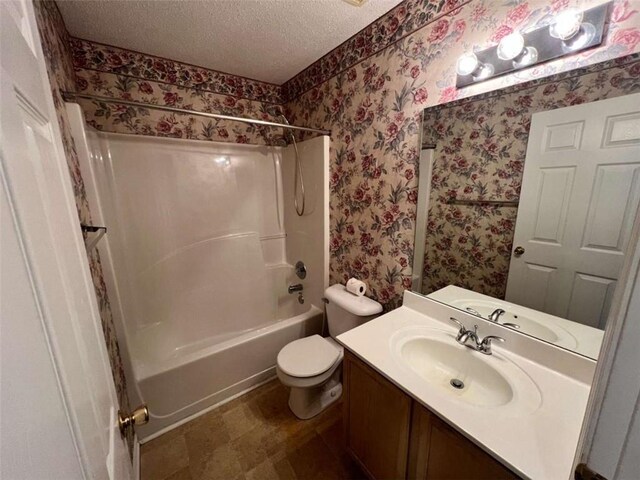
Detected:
left=66, top=102, right=330, bottom=439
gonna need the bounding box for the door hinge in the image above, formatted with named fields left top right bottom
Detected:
left=575, top=463, right=607, bottom=480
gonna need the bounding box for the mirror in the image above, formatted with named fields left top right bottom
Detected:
left=412, top=56, right=640, bottom=360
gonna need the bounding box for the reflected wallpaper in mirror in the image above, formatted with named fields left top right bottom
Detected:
left=412, top=54, right=640, bottom=359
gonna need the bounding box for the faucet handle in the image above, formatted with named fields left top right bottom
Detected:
left=450, top=317, right=473, bottom=344
left=482, top=335, right=505, bottom=344
left=449, top=317, right=467, bottom=332
left=478, top=335, right=505, bottom=354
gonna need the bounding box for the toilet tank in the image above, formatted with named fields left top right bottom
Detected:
left=324, top=284, right=383, bottom=338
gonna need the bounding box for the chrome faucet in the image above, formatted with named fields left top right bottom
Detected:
left=488, top=308, right=506, bottom=323
left=288, top=283, right=303, bottom=294
left=449, top=317, right=505, bottom=355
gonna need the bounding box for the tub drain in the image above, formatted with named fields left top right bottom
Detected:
left=450, top=378, right=464, bottom=389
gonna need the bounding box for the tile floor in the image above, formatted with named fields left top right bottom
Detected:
left=140, top=380, right=366, bottom=480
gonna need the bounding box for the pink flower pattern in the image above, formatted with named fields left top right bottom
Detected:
left=282, top=0, right=464, bottom=101
left=70, top=38, right=282, bottom=103
left=286, top=1, right=640, bottom=309
left=35, top=0, right=640, bottom=354
left=422, top=58, right=640, bottom=298
left=74, top=70, right=286, bottom=145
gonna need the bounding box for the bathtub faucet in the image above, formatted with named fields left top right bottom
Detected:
left=288, top=283, right=303, bottom=294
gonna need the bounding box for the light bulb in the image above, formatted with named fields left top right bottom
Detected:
left=456, top=53, right=494, bottom=81
left=561, top=23, right=596, bottom=52
left=512, top=46, right=538, bottom=68
left=456, top=53, right=480, bottom=76
left=497, top=33, right=525, bottom=61
left=473, top=62, right=494, bottom=80
left=549, top=8, right=583, bottom=40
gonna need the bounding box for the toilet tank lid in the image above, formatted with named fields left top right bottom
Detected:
left=324, top=284, right=383, bottom=316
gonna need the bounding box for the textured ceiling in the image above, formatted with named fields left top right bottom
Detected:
left=56, top=0, right=404, bottom=84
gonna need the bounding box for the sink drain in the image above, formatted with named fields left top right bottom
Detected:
left=450, top=378, right=464, bottom=389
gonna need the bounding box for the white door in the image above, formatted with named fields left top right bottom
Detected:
left=506, top=93, right=640, bottom=329
left=0, top=1, right=132, bottom=479
left=575, top=211, right=640, bottom=479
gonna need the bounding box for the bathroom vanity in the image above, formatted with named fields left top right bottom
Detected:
left=337, top=291, right=595, bottom=480
left=343, top=351, right=516, bottom=479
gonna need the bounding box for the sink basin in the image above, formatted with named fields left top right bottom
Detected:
left=391, top=327, right=541, bottom=413
left=400, top=337, right=513, bottom=407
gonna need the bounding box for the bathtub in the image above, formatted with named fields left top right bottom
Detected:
left=133, top=264, right=323, bottom=439
left=66, top=104, right=330, bottom=441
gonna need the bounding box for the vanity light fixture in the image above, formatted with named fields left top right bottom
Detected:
left=455, top=2, right=610, bottom=88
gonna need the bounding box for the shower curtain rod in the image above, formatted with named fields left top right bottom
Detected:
left=62, top=92, right=331, bottom=136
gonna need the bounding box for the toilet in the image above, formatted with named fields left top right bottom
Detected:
left=276, top=283, right=382, bottom=419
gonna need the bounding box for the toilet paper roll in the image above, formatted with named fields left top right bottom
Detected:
left=346, top=278, right=367, bottom=297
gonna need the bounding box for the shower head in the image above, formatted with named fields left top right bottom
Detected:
left=264, top=104, right=282, bottom=117
left=280, top=114, right=292, bottom=126
left=280, top=114, right=296, bottom=144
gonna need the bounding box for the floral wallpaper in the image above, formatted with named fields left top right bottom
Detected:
left=421, top=55, right=640, bottom=298
left=35, top=0, right=640, bottom=387
left=281, top=0, right=466, bottom=101
left=33, top=0, right=133, bottom=452
left=71, top=38, right=283, bottom=103
left=71, top=39, right=286, bottom=146
left=285, top=0, right=640, bottom=310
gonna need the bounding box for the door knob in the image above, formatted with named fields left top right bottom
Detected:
left=118, top=404, right=149, bottom=437
left=513, top=246, right=525, bottom=257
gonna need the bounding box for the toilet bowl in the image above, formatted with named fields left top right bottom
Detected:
left=276, top=283, right=382, bottom=419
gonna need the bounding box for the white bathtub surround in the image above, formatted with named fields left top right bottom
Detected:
left=66, top=103, right=330, bottom=439
left=337, top=290, right=596, bottom=480
left=282, top=136, right=330, bottom=309
left=276, top=284, right=382, bottom=419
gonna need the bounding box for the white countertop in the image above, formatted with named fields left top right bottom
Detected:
left=337, top=291, right=594, bottom=480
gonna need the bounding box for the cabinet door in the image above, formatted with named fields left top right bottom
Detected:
left=344, top=352, right=412, bottom=480
left=409, top=403, right=518, bottom=480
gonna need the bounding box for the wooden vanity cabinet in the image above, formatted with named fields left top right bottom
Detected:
left=343, top=349, right=412, bottom=479
left=343, top=351, right=518, bottom=480
left=407, top=403, right=517, bottom=480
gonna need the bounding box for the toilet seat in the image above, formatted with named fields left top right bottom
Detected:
left=277, top=334, right=340, bottom=377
